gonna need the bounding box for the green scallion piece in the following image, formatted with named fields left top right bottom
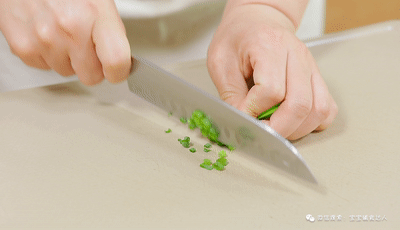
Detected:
left=188, top=119, right=196, bottom=130
left=186, top=110, right=235, bottom=153
left=218, top=150, right=227, bottom=158
left=189, top=148, right=196, bottom=153
left=180, top=117, right=188, bottom=124
left=165, top=129, right=172, bottom=133
left=227, top=145, right=235, bottom=151
left=212, top=161, right=225, bottom=171
left=216, top=157, right=228, bottom=166
left=200, top=163, right=213, bottom=170
left=200, top=159, right=213, bottom=170
left=203, top=159, right=212, bottom=165
left=257, top=103, right=281, bottom=120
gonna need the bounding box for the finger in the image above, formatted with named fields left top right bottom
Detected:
left=315, top=96, right=338, bottom=131
left=92, top=1, right=131, bottom=83
left=1, top=18, right=50, bottom=69
left=34, top=6, right=74, bottom=76
left=269, top=42, right=313, bottom=138
left=207, top=47, right=248, bottom=108
left=238, top=47, right=287, bottom=117
left=315, top=94, right=338, bottom=131
left=286, top=59, right=331, bottom=140
left=53, top=2, right=104, bottom=85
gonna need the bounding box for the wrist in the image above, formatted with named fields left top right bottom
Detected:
left=224, top=0, right=309, bottom=30
left=221, top=3, right=296, bottom=33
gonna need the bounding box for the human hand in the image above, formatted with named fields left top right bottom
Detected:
left=0, top=0, right=131, bottom=85
left=207, top=4, right=338, bottom=140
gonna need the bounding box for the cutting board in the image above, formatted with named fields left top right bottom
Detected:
left=1, top=21, right=399, bottom=229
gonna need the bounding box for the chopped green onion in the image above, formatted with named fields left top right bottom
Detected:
left=212, top=162, right=225, bottom=171
left=216, top=157, right=228, bottom=166
left=203, top=159, right=212, bottom=165
left=188, top=119, right=196, bottom=130
left=200, top=118, right=212, bottom=132
left=168, top=112, right=173, bottom=117
left=208, top=128, right=219, bottom=142
left=192, top=110, right=205, bottom=120
left=218, top=150, right=227, bottom=158
left=179, top=136, right=191, bottom=148
left=257, top=103, right=281, bottom=120
left=200, top=159, right=213, bottom=170
left=200, top=163, right=213, bottom=170
left=180, top=117, right=188, bottom=124
left=178, top=110, right=235, bottom=172
left=165, top=128, right=172, bottom=133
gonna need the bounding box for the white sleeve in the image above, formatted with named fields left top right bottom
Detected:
left=115, top=0, right=222, bottom=18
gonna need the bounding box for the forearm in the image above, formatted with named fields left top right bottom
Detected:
left=224, top=0, right=309, bottom=30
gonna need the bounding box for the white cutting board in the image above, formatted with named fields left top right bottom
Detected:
left=1, top=21, right=399, bottom=229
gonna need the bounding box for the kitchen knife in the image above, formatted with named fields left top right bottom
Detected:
left=128, top=56, right=317, bottom=183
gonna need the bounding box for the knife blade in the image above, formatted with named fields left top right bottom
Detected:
left=128, top=56, right=317, bottom=183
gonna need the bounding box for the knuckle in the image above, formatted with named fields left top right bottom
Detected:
left=81, top=1, right=99, bottom=14
left=219, top=90, right=235, bottom=103
left=315, top=102, right=338, bottom=132
left=288, top=97, right=312, bottom=118
left=35, top=23, right=53, bottom=45
left=314, top=100, right=331, bottom=120
left=207, top=46, right=225, bottom=66
left=219, top=88, right=237, bottom=102
left=9, top=39, right=39, bottom=59
left=207, top=48, right=228, bottom=77
left=331, top=101, right=339, bottom=119
left=57, top=15, right=81, bottom=34
left=57, top=5, right=96, bottom=36
left=262, top=82, right=285, bottom=103
left=332, top=100, right=339, bottom=115
left=219, top=87, right=242, bottom=107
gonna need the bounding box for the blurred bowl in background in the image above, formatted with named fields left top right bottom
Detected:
left=116, top=0, right=226, bottom=44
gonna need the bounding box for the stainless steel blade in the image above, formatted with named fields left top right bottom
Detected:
left=128, top=56, right=317, bottom=183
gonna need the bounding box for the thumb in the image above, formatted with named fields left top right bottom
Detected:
left=92, top=0, right=131, bottom=83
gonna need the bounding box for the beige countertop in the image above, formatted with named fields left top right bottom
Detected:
left=1, top=21, right=399, bottom=229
